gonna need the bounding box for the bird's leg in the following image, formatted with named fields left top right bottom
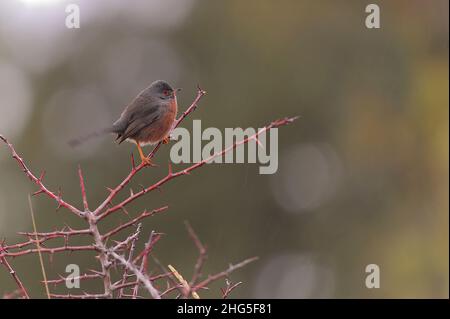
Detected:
left=136, top=142, right=155, bottom=166
left=162, top=137, right=170, bottom=144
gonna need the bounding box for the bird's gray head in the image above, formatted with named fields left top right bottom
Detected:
left=142, top=80, right=176, bottom=100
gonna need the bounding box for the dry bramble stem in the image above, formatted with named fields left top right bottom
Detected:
left=0, top=135, right=83, bottom=217
left=221, top=279, right=243, bottom=299
left=0, top=85, right=297, bottom=298
left=0, top=250, right=29, bottom=299
left=97, top=116, right=298, bottom=220
left=185, top=221, right=207, bottom=286
left=192, top=256, right=260, bottom=294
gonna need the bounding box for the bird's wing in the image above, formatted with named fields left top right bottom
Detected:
left=121, top=94, right=151, bottom=118
left=116, top=105, right=162, bottom=144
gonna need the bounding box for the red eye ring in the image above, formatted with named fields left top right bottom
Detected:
left=163, top=90, right=171, bottom=96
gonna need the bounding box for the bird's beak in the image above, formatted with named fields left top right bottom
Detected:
left=173, top=88, right=182, bottom=98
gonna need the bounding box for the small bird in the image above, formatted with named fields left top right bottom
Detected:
left=69, top=80, right=178, bottom=165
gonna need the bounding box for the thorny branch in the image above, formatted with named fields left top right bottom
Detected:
left=0, top=135, right=83, bottom=217
left=97, top=116, right=298, bottom=220
left=0, top=86, right=297, bottom=298
left=185, top=221, right=207, bottom=286
left=0, top=250, right=29, bottom=299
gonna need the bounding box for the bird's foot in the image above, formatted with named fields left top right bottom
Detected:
left=162, top=137, right=170, bottom=144
left=140, top=155, right=158, bottom=167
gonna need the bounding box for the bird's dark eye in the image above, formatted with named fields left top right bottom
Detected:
left=163, top=90, right=171, bottom=96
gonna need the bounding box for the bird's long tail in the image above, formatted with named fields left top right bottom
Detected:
left=68, top=127, right=115, bottom=148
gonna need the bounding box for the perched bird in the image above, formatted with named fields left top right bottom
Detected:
left=69, top=80, right=178, bottom=165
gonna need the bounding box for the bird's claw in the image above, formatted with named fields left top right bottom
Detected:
left=141, top=156, right=158, bottom=167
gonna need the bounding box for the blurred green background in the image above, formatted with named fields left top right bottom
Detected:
left=0, top=0, right=448, bottom=298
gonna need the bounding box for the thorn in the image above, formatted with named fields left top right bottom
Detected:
left=139, top=184, right=147, bottom=194
left=253, top=135, right=264, bottom=149
left=32, top=189, right=45, bottom=197
left=38, top=170, right=46, bottom=182
left=88, top=269, right=103, bottom=276
left=56, top=188, right=63, bottom=211
left=197, top=84, right=207, bottom=95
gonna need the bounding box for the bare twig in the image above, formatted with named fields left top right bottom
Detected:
left=108, top=250, right=160, bottom=299
left=18, top=228, right=91, bottom=238
left=0, top=245, right=97, bottom=258
left=118, top=225, right=141, bottom=298
left=44, top=273, right=102, bottom=286
left=0, top=250, right=30, bottom=299
left=192, top=257, right=259, bottom=293
left=99, top=117, right=298, bottom=219
left=85, top=212, right=113, bottom=298
left=0, top=135, right=83, bottom=217
left=49, top=292, right=109, bottom=299
left=221, top=279, right=243, bottom=299
left=78, top=165, right=89, bottom=211
left=101, top=207, right=168, bottom=240
left=185, top=221, right=207, bottom=286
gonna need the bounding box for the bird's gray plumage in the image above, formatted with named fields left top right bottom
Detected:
left=112, top=80, right=173, bottom=144
left=68, top=80, right=175, bottom=148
